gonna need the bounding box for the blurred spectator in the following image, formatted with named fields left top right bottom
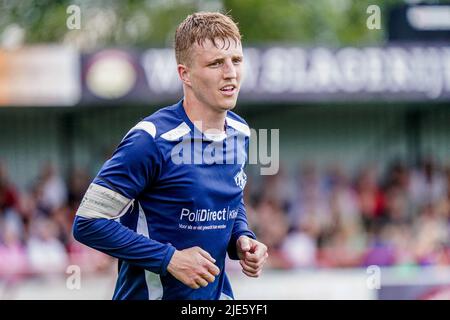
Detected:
left=51, top=205, right=74, bottom=246
left=354, top=165, right=385, bottom=230
left=383, top=185, right=409, bottom=224
left=280, top=228, right=317, bottom=268
left=388, top=223, right=416, bottom=266
left=0, top=219, right=28, bottom=279
left=292, top=162, right=331, bottom=238
left=67, top=167, right=91, bottom=211
left=409, top=156, right=447, bottom=210
left=327, top=163, right=360, bottom=226
left=259, top=165, right=295, bottom=214
left=27, top=217, right=69, bottom=274
left=254, top=198, right=291, bottom=269
left=0, top=161, right=20, bottom=217
left=362, top=224, right=397, bottom=267
left=414, top=204, right=449, bottom=266
left=382, top=160, right=414, bottom=223
left=34, top=163, right=67, bottom=215
left=318, top=221, right=366, bottom=267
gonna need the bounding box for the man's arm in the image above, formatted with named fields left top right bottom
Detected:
left=72, top=125, right=175, bottom=273
left=73, top=215, right=219, bottom=287
left=73, top=215, right=175, bottom=275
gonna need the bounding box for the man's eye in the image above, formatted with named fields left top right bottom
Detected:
left=210, top=61, right=221, bottom=67
left=233, top=59, right=242, bottom=64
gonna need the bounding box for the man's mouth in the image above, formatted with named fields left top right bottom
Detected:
left=220, top=85, right=237, bottom=96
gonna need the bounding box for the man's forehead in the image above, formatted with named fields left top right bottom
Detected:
left=192, top=37, right=243, bottom=58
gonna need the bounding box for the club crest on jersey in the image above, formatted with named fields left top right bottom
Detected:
left=234, top=167, right=247, bottom=190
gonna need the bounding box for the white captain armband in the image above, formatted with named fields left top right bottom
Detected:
left=76, top=183, right=134, bottom=219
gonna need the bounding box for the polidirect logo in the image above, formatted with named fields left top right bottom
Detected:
left=180, top=207, right=238, bottom=222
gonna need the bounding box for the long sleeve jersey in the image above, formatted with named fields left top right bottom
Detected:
left=73, top=99, right=256, bottom=300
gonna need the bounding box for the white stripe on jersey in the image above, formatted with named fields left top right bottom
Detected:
left=137, top=202, right=164, bottom=300
left=160, top=122, right=191, bottom=141
left=226, top=117, right=250, bottom=137
left=125, top=121, right=156, bottom=139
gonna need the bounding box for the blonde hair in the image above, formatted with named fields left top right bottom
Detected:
left=175, top=12, right=241, bottom=65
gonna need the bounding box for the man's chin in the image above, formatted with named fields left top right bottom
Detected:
left=219, top=98, right=238, bottom=111
left=217, top=104, right=235, bottom=113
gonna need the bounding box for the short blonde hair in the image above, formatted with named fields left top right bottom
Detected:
left=175, top=12, right=241, bottom=66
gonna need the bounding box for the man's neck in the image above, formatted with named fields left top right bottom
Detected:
left=182, top=96, right=226, bottom=133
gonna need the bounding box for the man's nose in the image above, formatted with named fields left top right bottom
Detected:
left=223, top=60, right=237, bottom=79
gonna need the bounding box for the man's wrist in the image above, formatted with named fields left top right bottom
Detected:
left=161, top=245, right=176, bottom=276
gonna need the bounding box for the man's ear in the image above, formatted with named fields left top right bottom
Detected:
left=177, top=64, right=191, bottom=87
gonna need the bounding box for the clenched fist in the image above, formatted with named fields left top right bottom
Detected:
left=236, top=236, right=268, bottom=277
left=167, top=246, right=220, bottom=289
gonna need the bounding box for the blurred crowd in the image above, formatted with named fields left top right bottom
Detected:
left=1, top=156, right=450, bottom=281
left=245, top=157, right=450, bottom=270
left=0, top=161, right=111, bottom=281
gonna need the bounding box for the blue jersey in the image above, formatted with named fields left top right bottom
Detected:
left=72, top=100, right=256, bottom=300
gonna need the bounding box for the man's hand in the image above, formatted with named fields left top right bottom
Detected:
left=167, top=246, right=220, bottom=289
left=236, top=236, right=268, bottom=277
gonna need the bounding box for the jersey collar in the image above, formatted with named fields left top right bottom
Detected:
left=175, top=99, right=233, bottom=142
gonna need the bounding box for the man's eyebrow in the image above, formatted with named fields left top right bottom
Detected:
left=206, top=54, right=243, bottom=64
left=207, top=57, right=225, bottom=64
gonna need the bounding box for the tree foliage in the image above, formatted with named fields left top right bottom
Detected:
left=0, top=0, right=435, bottom=49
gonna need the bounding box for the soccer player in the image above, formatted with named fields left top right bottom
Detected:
left=72, top=11, right=268, bottom=300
